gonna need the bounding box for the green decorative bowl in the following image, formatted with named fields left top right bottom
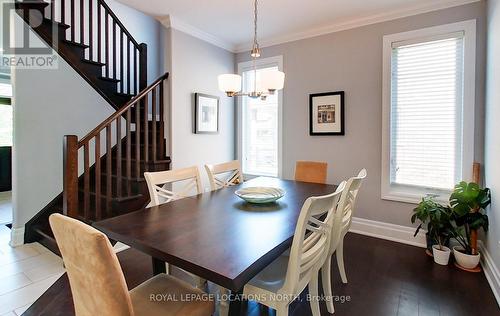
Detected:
left=235, top=187, right=285, bottom=204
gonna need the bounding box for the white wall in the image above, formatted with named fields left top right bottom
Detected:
left=11, top=1, right=165, bottom=239
left=169, top=29, right=235, bottom=190
left=484, top=0, right=500, bottom=298
left=107, top=0, right=164, bottom=83
left=236, top=2, right=486, bottom=227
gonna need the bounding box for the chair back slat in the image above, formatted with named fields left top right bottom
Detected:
left=281, top=181, right=346, bottom=295
left=329, top=169, right=367, bottom=256
left=145, top=166, right=203, bottom=207
left=205, top=160, right=243, bottom=191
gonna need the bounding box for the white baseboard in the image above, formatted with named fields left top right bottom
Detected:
left=9, top=226, right=25, bottom=247
left=349, top=217, right=426, bottom=248
left=478, top=241, right=500, bottom=306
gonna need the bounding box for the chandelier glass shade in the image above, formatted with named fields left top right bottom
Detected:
left=218, top=0, right=285, bottom=99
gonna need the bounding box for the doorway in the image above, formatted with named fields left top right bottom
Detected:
left=0, top=70, right=12, bottom=226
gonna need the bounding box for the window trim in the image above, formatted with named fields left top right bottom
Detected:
left=381, top=20, right=476, bottom=204
left=237, top=55, right=284, bottom=178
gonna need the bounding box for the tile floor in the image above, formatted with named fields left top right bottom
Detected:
left=0, top=225, right=65, bottom=316
left=0, top=192, right=12, bottom=225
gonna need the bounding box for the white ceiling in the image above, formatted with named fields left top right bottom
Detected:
left=116, top=0, right=478, bottom=52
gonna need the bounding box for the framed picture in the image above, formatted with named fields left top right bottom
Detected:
left=309, top=91, right=345, bottom=135
left=194, top=93, right=219, bottom=134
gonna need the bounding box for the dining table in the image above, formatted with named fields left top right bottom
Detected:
left=93, top=176, right=337, bottom=314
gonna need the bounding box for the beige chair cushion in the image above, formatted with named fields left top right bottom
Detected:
left=50, top=214, right=134, bottom=316
left=130, top=274, right=214, bottom=316
left=50, top=214, right=214, bottom=316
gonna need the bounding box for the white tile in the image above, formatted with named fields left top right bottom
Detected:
left=0, top=273, right=32, bottom=296
left=29, top=242, right=50, bottom=254
left=0, top=226, right=11, bottom=245
left=24, top=261, right=65, bottom=283
left=0, top=252, right=62, bottom=280
left=0, top=244, right=41, bottom=266
left=0, top=311, right=16, bottom=316
left=14, top=302, right=33, bottom=316
left=0, top=273, right=62, bottom=314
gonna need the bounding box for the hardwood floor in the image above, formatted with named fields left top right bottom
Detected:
left=23, top=233, right=499, bottom=316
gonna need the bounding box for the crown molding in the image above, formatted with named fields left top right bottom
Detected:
left=159, top=15, right=237, bottom=53
left=233, top=0, right=480, bottom=53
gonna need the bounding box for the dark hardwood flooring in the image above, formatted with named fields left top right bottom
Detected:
left=23, top=233, right=499, bottom=316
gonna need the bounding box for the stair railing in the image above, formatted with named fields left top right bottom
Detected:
left=63, top=72, right=168, bottom=221
left=40, top=0, right=147, bottom=94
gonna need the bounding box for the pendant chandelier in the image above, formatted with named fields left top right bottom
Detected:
left=218, top=0, right=285, bottom=100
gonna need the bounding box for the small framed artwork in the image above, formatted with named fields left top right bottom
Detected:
left=194, top=93, right=219, bottom=134
left=309, top=91, right=345, bottom=135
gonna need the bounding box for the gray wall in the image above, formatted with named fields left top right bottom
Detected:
left=11, top=2, right=165, bottom=231
left=484, top=0, right=500, bottom=289
left=236, top=2, right=487, bottom=227
left=169, top=29, right=235, bottom=190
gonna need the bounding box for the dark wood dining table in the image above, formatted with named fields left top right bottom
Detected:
left=93, top=176, right=336, bottom=312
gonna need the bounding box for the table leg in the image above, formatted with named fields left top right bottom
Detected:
left=152, top=257, right=166, bottom=275
left=228, top=289, right=246, bottom=316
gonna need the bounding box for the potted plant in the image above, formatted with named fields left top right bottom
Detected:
left=411, top=197, right=453, bottom=265
left=449, top=181, right=490, bottom=270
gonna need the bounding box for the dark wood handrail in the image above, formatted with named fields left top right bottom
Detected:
left=78, top=72, right=169, bottom=147
left=96, top=0, right=140, bottom=48
left=63, top=72, right=169, bottom=220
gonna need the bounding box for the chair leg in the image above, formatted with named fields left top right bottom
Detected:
left=321, top=257, right=335, bottom=314
left=275, top=304, right=288, bottom=316
left=218, top=287, right=230, bottom=316
left=194, top=277, right=207, bottom=289
left=337, top=238, right=348, bottom=284
left=309, top=273, right=321, bottom=316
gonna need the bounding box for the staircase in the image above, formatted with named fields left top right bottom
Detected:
left=15, top=0, right=146, bottom=108
left=17, top=0, right=170, bottom=253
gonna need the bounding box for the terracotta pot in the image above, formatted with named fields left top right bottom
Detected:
left=453, top=246, right=480, bottom=269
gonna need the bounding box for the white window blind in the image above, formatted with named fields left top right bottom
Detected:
left=242, top=66, right=279, bottom=176
left=390, top=34, right=465, bottom=191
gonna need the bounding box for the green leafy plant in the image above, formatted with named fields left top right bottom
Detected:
left=449, top=181, right=490, bottom=255
left=411, top=197, right=453, bottom=250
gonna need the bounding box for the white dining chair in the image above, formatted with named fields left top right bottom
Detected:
left=321, top=168, right=367, bottom=313
left=243, top=181, right=346, bottom=316
left=204, top=160, right=244, bottom=191
left=144, top=166, right=206, bottom=288
left=144, top=166, right=203, bottom=207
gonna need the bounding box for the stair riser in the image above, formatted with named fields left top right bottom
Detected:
left=78, top=175, right=142, bottom=196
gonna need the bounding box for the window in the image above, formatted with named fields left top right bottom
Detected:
left=0, top=81, right=12, bottom=147
left=382, top=21, right=476, bottom=203
left=238, top=56, right=283, bottom=177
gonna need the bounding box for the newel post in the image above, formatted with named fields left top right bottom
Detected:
left=63, top=135, right=79, bottom=218
left=139, top=43, right=148, bottom=91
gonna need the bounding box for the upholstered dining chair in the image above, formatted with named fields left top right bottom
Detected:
left=49, top=213, right=214, bottom=316
left=144, top=166, right=206, bottom=288
left=243, top=181, right=347, bottom=316
left=204, top=160, right=244, bottom=191
left=321, top=168, right=367, bottom=313
left=294, top=161, right=328, bottom=184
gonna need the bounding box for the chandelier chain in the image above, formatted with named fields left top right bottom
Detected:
left=253, top=0, right=258, bottom=49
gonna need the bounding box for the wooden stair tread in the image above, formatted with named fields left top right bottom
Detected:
left=81, top=59, right=105, bottom=67
left=62, top=39, right=89, bottom=49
